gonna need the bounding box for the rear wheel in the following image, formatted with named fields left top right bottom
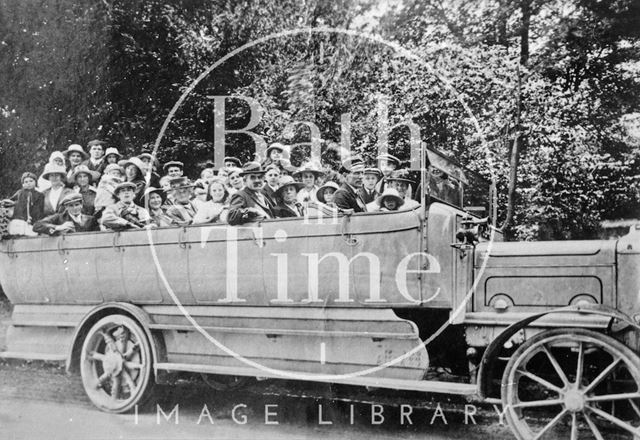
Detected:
left=501, top=328, right=640, bottom=439
left=80, top=315, right=155, bottom=413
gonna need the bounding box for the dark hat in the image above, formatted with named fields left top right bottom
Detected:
left=275, top=175, right=305, bottom=198
left=387, top=169, right=414, bottom=184
left=114, top=181, right=137, bottom=195
left=168, top=176, right=194, bottom=189
left=316, top=181, right=340, bottom=204
left=239, top=161, right=268, bottom=176
left=61, top=192, right=84, bottom=206
left=162, top=161, right=184, bottom=172
left=143, top=186, right=166, bottom=203
left=63, top=144, right=89, bottom=159
left=0, top=199, right=16, bottom=208
left=69, top=165, right=101, bottom=183
left=223, top=156, right=242, bottom=167
left=376, top=153, right=401, bottom=166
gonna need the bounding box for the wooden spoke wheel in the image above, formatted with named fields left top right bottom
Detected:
left=80, top=315, right=154, bottom=413
left=501, top=328, right=640, bottom=440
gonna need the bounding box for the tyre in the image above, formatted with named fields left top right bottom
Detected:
left=501, top=328, right=640, bottom=439
left=80, top=315, right=155, bottom=413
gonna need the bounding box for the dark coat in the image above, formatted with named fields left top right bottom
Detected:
left=261, top=184, right=279, bottom=206
left=33, top=211, right=98, bottom=235
left=10, top=189, right=44, bottom=223
left=357, top=187, right=379, bottom=205
left=333, top=183, right=367, bottom=213
left=227, top=188, right=275, bottom=225
left=273, top=202, right=304, bottom=218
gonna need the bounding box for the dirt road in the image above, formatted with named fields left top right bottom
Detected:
left=0, top=360, right=517, bottom=440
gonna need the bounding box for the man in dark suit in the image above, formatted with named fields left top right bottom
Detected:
left=333, top=156, right=367, bottom=213
left=357, top=167, right=381, bottom=204
left=261, top=164, right=281, bottom=206
left=227, top=162, right=276, bottom=225
left=80, top=139, right=107, bottom=174
left=33, top=193, right=98, bottom=235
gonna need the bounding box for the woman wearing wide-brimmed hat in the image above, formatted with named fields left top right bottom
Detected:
left=368, top=187, right=405, bottom=212
left=63, top=144, right=89, bottom=181
left=69, top=164, right=100, bottom=216
left=41, top=163, right=75, bottom=216
left=143, top=187, right=172, bottom=228
left=273, top=176, right=305, bottom=218
left=37, top=151, right=67, bottom=192
left=382, top=169, right=420, bottom=210
left=122, top=157, right=147, bottom=207
left=293, top=162, right=324, bottom=204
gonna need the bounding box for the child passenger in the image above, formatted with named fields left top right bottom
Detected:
left=192, top=178, right=229, bottom=224
left=9, top=172, right=44, bottom=236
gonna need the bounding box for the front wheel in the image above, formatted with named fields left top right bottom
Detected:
left=80, top=315, right=155, bottom=413
left=501, top=328, right=640, bottom=440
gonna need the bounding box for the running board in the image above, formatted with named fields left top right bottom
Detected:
left=154, top=362, right=479, bottom=397
left=0, top=351, right=66, bottom=362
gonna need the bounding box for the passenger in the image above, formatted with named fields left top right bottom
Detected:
left=41, top=163, right=75, bottom=216
left=375, top=153, right=401, bottom=194
left=163, top=161, right=184, bottom=178
left=94, top=164, right=124, bottom=213
left=63, top=144, right=88, bottom=181
left=0, top=199, right=16, bottom=239
left=164, top=177, right=197, bottom=226
left=101, top=182, right=152, bottom=230
left=143, top=187, right=172, bottom=228
left=216, top=167, right=230, bottom=181
left=200, top=167, right=215, bottom=182
left=369, top=188, right=405, bottom=212
left=191, top=180, right=209, bottom=211
left=69, top=165, right=100, bottom=216
left=122, top=157, right=147, bottom=206
left=294, top=162, right=323, bottom=203
left=386, top=170, right=420, bottom=210
left=227, top=162, right=275, bottom=225
left=273, top=176, right=305, bottom=218
left=332, top=157, right=367, bottom=213
left=9, top=172, right=44, bottom=235
left=104, top=147, right=122, bottom=165
left=276, top=158, right=297, bottom=177
left=138, top=153, right=161, bottom=188
left=37, top=151, right=66, bottom=191
left=192, top=177, right=229, bottom=224
left=226, top=167, right=244, bottom=195
left=261, top=142, right=287, bottom=168
left=33, top=193, right=98, bottom=235
left=261, top=164, right=281, bottom=205
left=358, top=167, right=382, bottom=204
left=81, top=139, right=107, bottom=174
left=316, top=181, right=339, bottom=208
left=223, top=156, right=242, bottom=168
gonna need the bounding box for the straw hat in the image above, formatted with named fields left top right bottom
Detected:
left=275, top=175, right=305, bottom=198
left=69, top=165, right=100, bottom=183
left=41, top=163, right=68, bottom=181
left=375, top=187, right=405, bottom=207
left=63, top=144, right=88, bottom=160
left=316, top=181, right=340, bottom=204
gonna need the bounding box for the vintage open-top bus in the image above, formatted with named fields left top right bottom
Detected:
left=1, top=149, right=639, bottom=440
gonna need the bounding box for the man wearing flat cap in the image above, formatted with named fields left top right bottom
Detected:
left=33, top=193, right=98, bottom=235
left=101, top=182, right=152, bottom=231
left=333, top=156, right=368, bottom=213
left=227, top=162, right=275, bottom=225
left=163, top=161, right=184, bottom=178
